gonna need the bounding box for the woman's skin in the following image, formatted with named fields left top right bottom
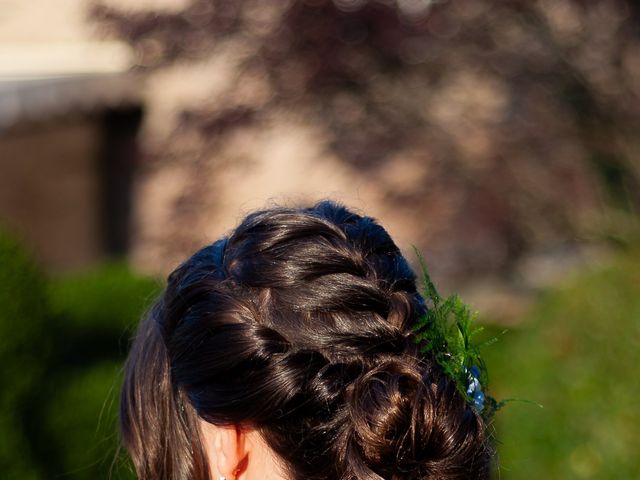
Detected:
left=200, top=421, right=288, bottom=480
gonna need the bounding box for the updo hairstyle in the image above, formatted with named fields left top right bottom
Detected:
left=120, top=201, right=493, bottom=479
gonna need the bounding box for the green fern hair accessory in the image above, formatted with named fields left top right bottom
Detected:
left=412, top=249, right=503, bottom=419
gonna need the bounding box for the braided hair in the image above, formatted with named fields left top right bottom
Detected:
left=120, top=201, right=493, bottom=480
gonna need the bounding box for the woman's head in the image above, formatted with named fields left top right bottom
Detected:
left=120, top=201, right=493, bottom=479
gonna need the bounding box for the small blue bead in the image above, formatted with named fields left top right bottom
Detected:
left=466, top=377, right=480, bottom=396
left=473, top=390, right=485, bottom=410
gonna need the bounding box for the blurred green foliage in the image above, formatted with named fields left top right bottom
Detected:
left=2, top=224, right=639, bottom=478
left=486, top=248, right=640, bottom=479
left=0, top=230, right=47, bottom=479
left=0, top=228, right=161, bottom=479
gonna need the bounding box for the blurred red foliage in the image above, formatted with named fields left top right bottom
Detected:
left=91, top=0, right=640, bottom=286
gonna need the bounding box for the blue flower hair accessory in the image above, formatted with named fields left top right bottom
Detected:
left=465, top=365, right=485, bottom=412
left=412, top=249, right=503, bottom=418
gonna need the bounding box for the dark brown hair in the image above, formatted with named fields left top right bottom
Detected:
left=120, top=201, right=493, bottom=479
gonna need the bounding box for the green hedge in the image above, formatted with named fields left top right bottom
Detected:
left=0, top=228, right=161, bottom=479
left=0, top=231, right=48, bottom=479
left=485, top=248, right=640, bottom=479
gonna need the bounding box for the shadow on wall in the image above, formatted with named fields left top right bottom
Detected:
left=88, top=0, right=640, bottom=297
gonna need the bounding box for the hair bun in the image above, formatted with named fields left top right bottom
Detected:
left=346, top=358, right=420, bottom=478
left=345, top=358, right=491, bottom=479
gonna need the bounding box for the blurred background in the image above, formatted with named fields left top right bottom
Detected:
left=0, top=0, right=638, bottom=478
